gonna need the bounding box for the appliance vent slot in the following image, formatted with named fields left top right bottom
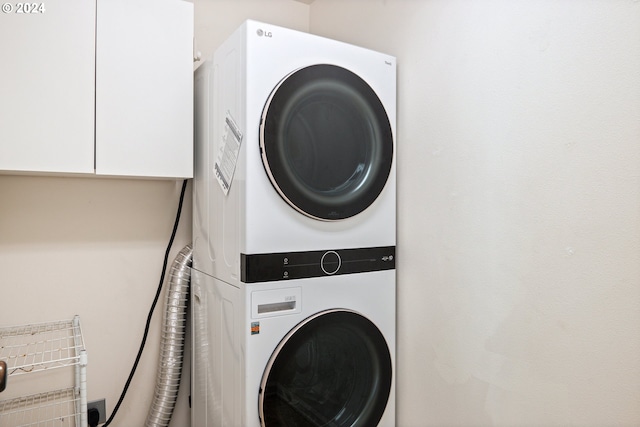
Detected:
left=258, top=301, right=296, bottom=314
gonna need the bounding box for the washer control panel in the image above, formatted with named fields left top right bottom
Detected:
left=241, top=246, right=395, bottom=283
left=320, top=251, right=342, bottom=275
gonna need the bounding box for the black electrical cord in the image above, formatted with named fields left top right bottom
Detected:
left=103, top=179, right=188, bottom=427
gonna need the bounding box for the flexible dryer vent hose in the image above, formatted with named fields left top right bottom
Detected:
left=145, top=244, right=192, bottom=427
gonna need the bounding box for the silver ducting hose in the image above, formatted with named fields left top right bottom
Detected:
left=145, top=244, right=193, bottom=427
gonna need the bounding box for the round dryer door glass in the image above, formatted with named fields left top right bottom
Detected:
left=260, top=64, right=394, bottom=220
left=259, top=310, right=392, bottom=427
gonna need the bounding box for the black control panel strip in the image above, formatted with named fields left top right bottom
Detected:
left=241, top=246, right=395, bottom=283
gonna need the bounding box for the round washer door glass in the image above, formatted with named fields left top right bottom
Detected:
left=260, top=64, right=393, bottom=220
left=259, top=310, right=392, bottom=426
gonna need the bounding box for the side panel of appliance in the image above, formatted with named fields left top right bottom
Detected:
left=193, top=62, right=213, bottom=279
left=193, top=23, right=247, bottom=284
left=191, top=270, right=245, bottom=427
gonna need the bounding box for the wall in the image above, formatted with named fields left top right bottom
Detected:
left=0, top=2, right=308, bottom=426
left=0, top=176, right=193, bottom=425
left=192, top=0, right=309, bottom=71
left=309, top=0, right=640, bottom=425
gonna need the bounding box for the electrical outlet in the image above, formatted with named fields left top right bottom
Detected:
left=87, top=399, right=106, bottom=425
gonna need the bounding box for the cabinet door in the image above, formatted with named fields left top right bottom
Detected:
left=95, top=0, right=193, bottom=178
left=0, top=1, right=95, bottom=174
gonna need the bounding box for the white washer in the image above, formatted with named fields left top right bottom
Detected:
left=190, top=269, right=396, bottom=427
left=193, top=20, right=396, bottom=285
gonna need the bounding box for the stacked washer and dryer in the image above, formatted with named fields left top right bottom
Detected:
left=191, top=20, right=396, bottom=427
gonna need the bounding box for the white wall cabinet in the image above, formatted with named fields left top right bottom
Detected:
left=0, top=0, right=193, bottom=179
left=0, top=0, right=96, bottom=174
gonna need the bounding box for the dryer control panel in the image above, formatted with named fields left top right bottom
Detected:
left=241, top=246, right=395, bottom=283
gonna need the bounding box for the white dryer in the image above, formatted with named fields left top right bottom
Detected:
left=193, top=20, right=396, bottom=285
left=190, top=269, right=396, bottom=427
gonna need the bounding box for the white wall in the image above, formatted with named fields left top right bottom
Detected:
left=309, top=0, right=640, bottom=425
left=0, top=176, right=193, bottom=425
left=193, top=0, right=310, bottom=69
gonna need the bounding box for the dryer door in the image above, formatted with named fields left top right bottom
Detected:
left=258, top=310, right=392, bottom=426
left=260, top=64, right=393, bottom=220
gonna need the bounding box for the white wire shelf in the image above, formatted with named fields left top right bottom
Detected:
left=0, top=317, right=85, bottom=376
left=0, top=387, right=81, bottom=426
left=0, top=316, right=87, bottom=427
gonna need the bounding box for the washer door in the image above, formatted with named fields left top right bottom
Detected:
left=260, top=64, right=394, bottom=220
left=259, top=310, right=392, bottom=426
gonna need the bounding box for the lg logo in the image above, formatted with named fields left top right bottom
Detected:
left=256, top=29, right=273, bottom=38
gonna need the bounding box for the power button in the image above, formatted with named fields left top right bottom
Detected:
left=320, top=251, right=341, bottom=275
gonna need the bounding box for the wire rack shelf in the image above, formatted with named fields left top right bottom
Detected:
left=0, top=388, right=81, bottom=426
left=0, top=317, right=85, bottom=376
left=0, top=316, right=87, bottom=427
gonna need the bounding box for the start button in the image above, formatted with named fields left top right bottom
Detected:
left=320, top=251, right=341, bottom=275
